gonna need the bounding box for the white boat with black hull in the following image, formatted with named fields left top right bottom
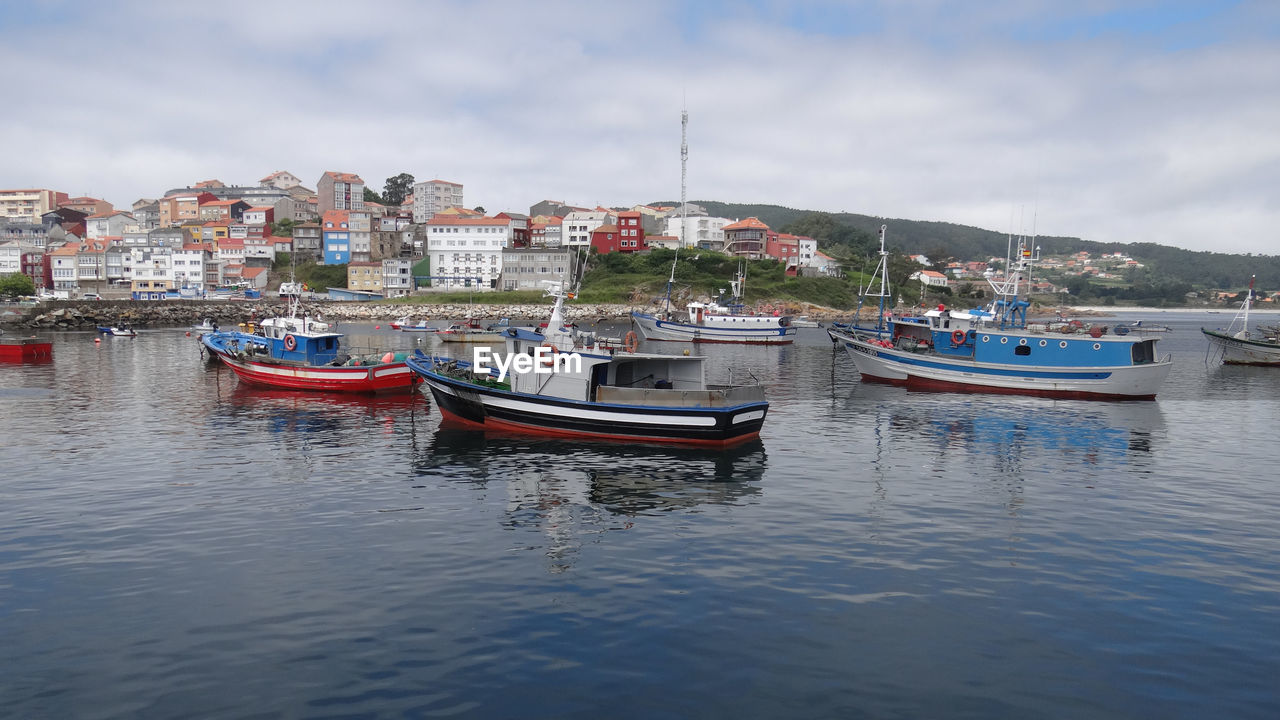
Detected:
left=406, top=283, right=769, bottom=447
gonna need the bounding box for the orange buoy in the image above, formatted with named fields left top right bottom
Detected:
left=94, top=337, right=101, bottom=344
left=375, top=325, right=381, bottom=329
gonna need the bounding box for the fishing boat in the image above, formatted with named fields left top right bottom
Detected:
left=828, top=225, right=900, bottom=345
left=200, top=300, right=420, bottom=393
left=432, top=318, right=509, bottom=343
left=829, top=234, right=1173, bottom=400
left=96, top=325, right=137, bottom=337
left=1202, top=276, right=1280, bottom=366
left=0, top=335, right=53, bottom=361
left=629, top=111, right=794, bottom=346
left=406, top=282, right=769, bottom=447
left=396, top=319, right=435, bottom=333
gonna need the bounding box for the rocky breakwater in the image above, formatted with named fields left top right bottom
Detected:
left=8, top=300, right=644, bottom=330
left=317, top=302, right=640, bottom=324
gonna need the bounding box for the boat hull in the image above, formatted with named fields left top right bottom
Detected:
left=1202, top=328, right=1280, bottom=366
left=0, top=338, right=53, bottom=362
left=409, top=360, right=767, bottom=447
left=211, top=351, right=421, bottom=393
left=434, top=331, right=505, bottom=343
left=631, top=312, right=795, bottom=344
left=832, top=330, right=1172, bottom=400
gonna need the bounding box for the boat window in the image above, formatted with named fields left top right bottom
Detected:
left=1015, top=345, right=1031, bottom=356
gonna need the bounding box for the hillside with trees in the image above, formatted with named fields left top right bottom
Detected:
left=654, top=201, right=1280, bottom=292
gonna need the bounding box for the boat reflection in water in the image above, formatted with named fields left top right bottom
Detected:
left=877, top=397, right=1166, bottom=471
left=210, top=385, right=428, bottom=440
left=421, top=430, right=767, bottom=572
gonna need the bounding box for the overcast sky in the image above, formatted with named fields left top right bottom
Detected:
left=3, top=0, right=1277, bottom=254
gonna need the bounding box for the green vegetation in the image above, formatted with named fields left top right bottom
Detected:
left=363, top=187, right=384, bottom=204
left=269, top=218, right=298, bottom=237
left=295, top=262, right=348, bottom=291
left=0, top=273, right=36, bottom=298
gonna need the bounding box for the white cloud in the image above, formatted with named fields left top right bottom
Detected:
left=1, top=0, right=1277, bottom=253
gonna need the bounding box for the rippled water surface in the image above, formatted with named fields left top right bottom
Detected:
left=3, top=313, right=1279, bottom=719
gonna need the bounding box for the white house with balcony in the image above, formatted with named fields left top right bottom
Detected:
left=425, top=216, right=510, bottom=291
left=85, top=212, right=133, bottom=240
left=665, top=214, right=730, bottom=249
left=382, top=258, right=413, bottom=297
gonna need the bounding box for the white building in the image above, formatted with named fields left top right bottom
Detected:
left=85, top=211, right=133, bottom=240
left=562, top=210, right=611, bottom=248
left=172, top=248, right=209, bottom=292
left=129, top=246, right=173, bottom=294
left=426, top=216, right=510, bottom=291
left=412, top=179, right=464, bottom=224
left=0, top=240, right=27, bottom=276
left=382, top=258, right=413, bottom=297
left=260, top=170, right=303, bottom=190
left=349, top=211, right=371, bottom=261
left=664, top=214, right=730, bottom=249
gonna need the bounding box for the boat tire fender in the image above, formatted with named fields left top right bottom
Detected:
left=283, top=334, right=297, bottom=351
left=624, top=331, right=639, bottom=353
left=951, top=329, right=967, bottom=346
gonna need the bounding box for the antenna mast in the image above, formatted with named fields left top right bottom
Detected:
left=663, top=109, right=688, bottom=317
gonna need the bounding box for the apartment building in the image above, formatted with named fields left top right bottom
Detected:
left=425, top=215, right=510, bottom=290
left=412, top=179, right=463, bottom=223
left=317, top=171, right=365, bottom=214
left=1, top=189, right=67, bottom=223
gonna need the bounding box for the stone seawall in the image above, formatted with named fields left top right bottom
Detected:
left=5, top=300, right=657, bottom=330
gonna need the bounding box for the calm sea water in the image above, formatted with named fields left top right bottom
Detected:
left=2, top=311, right=1279, bottom=719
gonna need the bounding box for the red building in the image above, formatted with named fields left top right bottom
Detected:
left=767, top=232, right=802, bottom=269
left=590, top=213, right=648, bottom=254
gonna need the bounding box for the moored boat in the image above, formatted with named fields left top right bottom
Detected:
left=200, top=302, right=419, bottom=393
left=407, top=282, right=769, bottom=446
left=396, top=319, right=435, bottom=333
left=0, top=335, right=53, bottom=362
left=830, top=235, right=1173, bottom=400
left=630, top=267, right=796, bottom=345
left=97, top=325, right=137, bottom=337
left=1203, top=276, right=1280, bottom=366
left=432, top=318, right=509, bottom=343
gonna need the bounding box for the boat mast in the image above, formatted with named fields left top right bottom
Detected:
left=663, top=109, right=688, bottom=318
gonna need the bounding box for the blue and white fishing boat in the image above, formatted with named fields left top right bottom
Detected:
left=201, top=300, right=418, bottom=393
left=829, top=235, right=1173, bottom=400
left=407, top=282, right=769, bottom=447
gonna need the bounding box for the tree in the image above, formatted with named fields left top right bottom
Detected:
left=473, top=206, right=486, bottom=215
left=0, top=272, right=36, bottom=298
left=383, top=173, right=415, bottom=206
left=363, top=187, right=384, bottom=204
left=270, top=218, right=297, bottom=237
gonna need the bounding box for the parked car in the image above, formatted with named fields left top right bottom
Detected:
left=81, top=293, right=103, bottom=301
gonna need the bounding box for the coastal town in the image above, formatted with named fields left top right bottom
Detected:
left=1, top=173, right=854, bottom=303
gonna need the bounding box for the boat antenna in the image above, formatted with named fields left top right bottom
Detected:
left=663, top=108, right=687, bottom=318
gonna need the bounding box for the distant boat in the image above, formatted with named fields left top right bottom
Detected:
left=396, top=319, right=435, bottom=332
left=829, top=234, right=1173, bottom=400
left=631, top=265, right=796, bottom=344
left=790, top=316, right=821, bottom=329
left=200, top=300, right=420, bottom=393
left=191, top=318, right=217, bottom=332
left=1203, top=276, right=1280, bottom=366
left=1113, top=320, right=1171, bottom=335
left=432, top=318, right=510, bottom=343
left=97, top=326, right=137, bottom=337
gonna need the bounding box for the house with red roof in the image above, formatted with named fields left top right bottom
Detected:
left=317, top=171, right=365, bottom=214
left=260, top=171, right=303, bottom=190
left=722, top=217, right=772, bottom=259
left=59, top=196, right=114, bottom=216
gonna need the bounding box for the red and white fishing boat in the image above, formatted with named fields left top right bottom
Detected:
left=201, top=303, right=419, bottom=393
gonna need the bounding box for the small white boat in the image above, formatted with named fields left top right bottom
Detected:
left=790, top=316, right=821, bottom=329
left=397, top=320, right=435, bottom=333
left=191, top=318, right=217, bottom=332
left=97, top=325, right=137, bottom=337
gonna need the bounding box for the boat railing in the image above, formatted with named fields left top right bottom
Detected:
left=596, top=384, right=766, bottom=407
